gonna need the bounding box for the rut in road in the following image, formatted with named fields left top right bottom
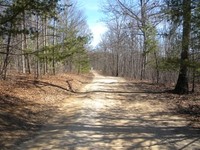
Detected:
left=17, top=72, right=200, bottom=150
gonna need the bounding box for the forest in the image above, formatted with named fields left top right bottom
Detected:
left=0, top=0, right=91, bottom=80
left=0, top=0, right=200, bottom=94
left=91, top=0, right=200, bottom=94
left=0, top=0, right=200, bottom=149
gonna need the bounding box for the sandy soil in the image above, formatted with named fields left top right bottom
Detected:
left=16, top=71, right=200, bottom=150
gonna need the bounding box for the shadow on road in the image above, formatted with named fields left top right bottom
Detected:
left=16, top=74, right=200, bottom=149
left=0, top=94, right=55, bottom=149
left=16, top=108, right=200, bottom=149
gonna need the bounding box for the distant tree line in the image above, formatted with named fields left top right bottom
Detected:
left=0, top=0, right=91, bottom=80
left=90, top=0, right=200, bottom=94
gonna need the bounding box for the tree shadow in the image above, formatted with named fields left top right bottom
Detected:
left=14, top=76, right=200, bottom=149
left=32, top=80, right=74, bottom=92
left=15, top=106, right=200, bottom=149
left=75, top=81, right=168, bottom=99
left=13, top=79, right=76, bottom=94
left=77, top=90, right=164, bottom=94
left=0, top=94, right=57, bottom=149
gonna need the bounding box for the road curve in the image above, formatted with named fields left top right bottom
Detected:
left=17, top=72, right=200, bottom=150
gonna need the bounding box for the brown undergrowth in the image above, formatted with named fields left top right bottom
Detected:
left=132, top=81, right=200, bottom=128
left=0, top=72, right=93, bottom=150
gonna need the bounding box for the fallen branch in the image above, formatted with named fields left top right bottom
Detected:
left=66, top=79, right=74, bottom=92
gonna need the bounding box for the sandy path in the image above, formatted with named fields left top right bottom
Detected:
left=17, top=72, right=200, bottom=150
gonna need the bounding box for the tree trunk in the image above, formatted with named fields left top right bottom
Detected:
left=174, top=0, right=191, bottom=94
left=36, top=15, right=40, bottom=78
left=140, top=0, right=147, bottom=80
left=21, top=14, right=26, bottom=74
left=52, top=19, right=56, bottom=75
left=23, top=15, right=31, bottom=74
left=154, top=51, right=159, bottom=83
left=44, top=17, right=48, bottom=74
left=116, top=53, right=119, bottom=77
left=1, top=26, right=12, bottom=80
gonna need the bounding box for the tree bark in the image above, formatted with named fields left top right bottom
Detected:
left=174, top=0, right=191, bottom=94
left=36, top=15, right=40, bottom=78
left=140, top=0, right=147, bottom=80
left=1, top=25, right=12, bottom=80
left=52, top=19, right=56, bottom=75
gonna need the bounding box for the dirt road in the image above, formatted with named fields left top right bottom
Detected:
left=17, top=72, right=200, bottom=150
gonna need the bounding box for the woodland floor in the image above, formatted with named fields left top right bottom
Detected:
left=0, top=72, right=92, bottom=149
left=0, top=71, right=200, bottom=149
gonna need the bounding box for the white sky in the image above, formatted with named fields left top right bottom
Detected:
left=79, top=0, right=108, bottom=47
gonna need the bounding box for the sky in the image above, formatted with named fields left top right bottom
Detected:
left=79, top=0, right=108, bottom=47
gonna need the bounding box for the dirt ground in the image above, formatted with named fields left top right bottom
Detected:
left=13, top=71, right=200, bottom=150
left=0, top=72, right=92, bottom=149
